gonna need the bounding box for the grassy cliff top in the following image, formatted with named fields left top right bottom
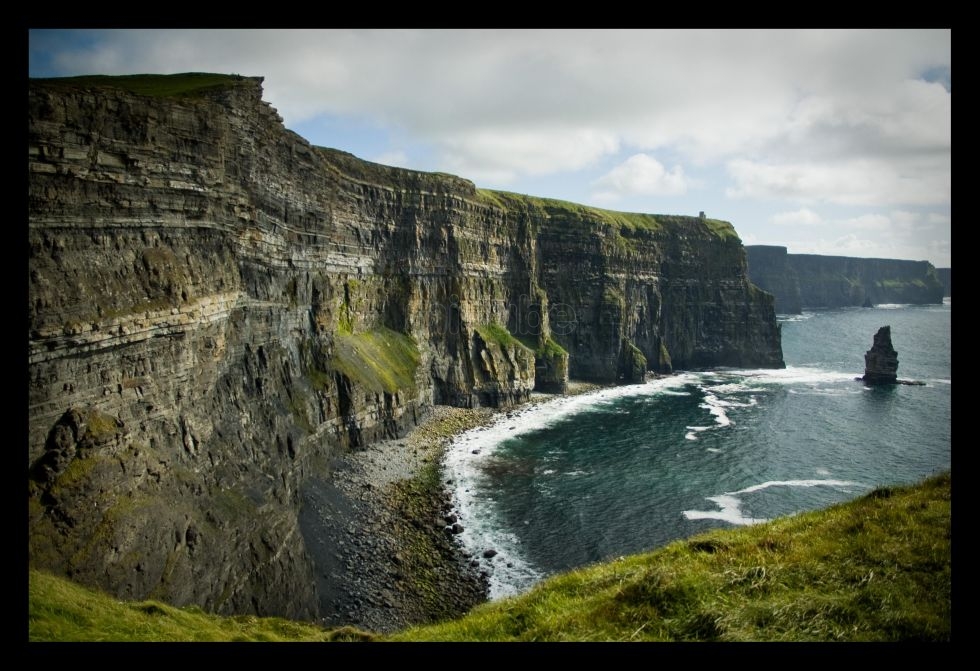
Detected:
left=477, top=189, right=739, bottom=239
left=29, top=72, right=259, bottom=98
left=29, top=472, right=949, bottom=642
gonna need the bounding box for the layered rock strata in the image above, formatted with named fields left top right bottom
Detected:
left=28, top=74, right=783, bottom=620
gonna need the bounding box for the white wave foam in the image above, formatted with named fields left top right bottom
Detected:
left=706, top=448, right=723, bottom=454
left=444, top=373, right=701, bottom=599
left=683, top=494, right=769, bottom=525
left=731, top=479, right=864, bottom=495
left=683, top=479, right=867, bottom=526
left=721, top=365, right=856, bottom=386
left=699, top=393, right=732, bottom=427
left=778, top=312, right=815, bottom=322
left=445, top=372, right=870, bottom=598
left=685, top=425, right=711, bottom=441
left=704, top=382, right=755, bottom=394
left=788, top=387, right=863, bottom=397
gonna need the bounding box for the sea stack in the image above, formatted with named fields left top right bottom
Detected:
left=863, top=326, right=899, bottom=384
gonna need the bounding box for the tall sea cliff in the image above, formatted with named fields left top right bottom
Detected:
left=745, top=245, right=944, bottom=314
left=28, top=74, right=783, bottom=619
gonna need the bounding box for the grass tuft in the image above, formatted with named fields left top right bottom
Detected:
left=29, top=569, right=359, bottom=642
left=474, top=323, right=529, bottom=351
left=330, top=327, right=420, bottom=394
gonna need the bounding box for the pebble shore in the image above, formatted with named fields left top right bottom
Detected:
left=300, top=382, right=604, bottom=635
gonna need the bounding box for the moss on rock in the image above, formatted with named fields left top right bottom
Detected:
left=330, top=327, right=420, bottom=394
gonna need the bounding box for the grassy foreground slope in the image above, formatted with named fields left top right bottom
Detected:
left=29, top=473, right=950, bottom=642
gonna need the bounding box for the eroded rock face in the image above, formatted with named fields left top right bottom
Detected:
left=863, top=326, right=899, bottom=384
left=28, top=75, right=783, bottom=618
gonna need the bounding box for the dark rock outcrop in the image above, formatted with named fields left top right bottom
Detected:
left=862, top=326, right=899, bottom=384
left=743, top=245, right=802, bottom=314
left=28, top=74, right=784, bottom=619
left=936, top=268, right=951, bottom=297
left=746, top=246, right=944, bottom=314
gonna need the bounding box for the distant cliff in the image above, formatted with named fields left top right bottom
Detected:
left=28, top=74, right=783, bottom=620
left=936, top=268, right=951, bottom=297
left=745, top=245, right=944, bottom=314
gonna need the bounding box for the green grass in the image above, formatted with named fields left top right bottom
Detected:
left=392, top=472, right=950, bottom=642
left=30, top=73, right=253, bottom=99
left=29, top=570, right=371, bottom=642
left=477, top=189, right=664, bottom=233
left=329, top=327, right=420, bottom=394
left=476, top=189, right=740, bottom=240
left=877, top=278, right=928, bottom=289
left=700, top=216, right=741, bottom=241
left=29, top=472, right=950, bottom=642
left=83, top=408, right=121, bottom=442
left=474, top=322, right=529, bottom=351
left=518, top=335, right=568, bottom=359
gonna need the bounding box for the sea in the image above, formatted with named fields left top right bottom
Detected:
left=444, top=299, right=951, bottom=600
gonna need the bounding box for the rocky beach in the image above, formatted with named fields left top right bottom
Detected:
left=300, top=384, right=603, bottom=634
left=300, top=406, right=495, bottom=633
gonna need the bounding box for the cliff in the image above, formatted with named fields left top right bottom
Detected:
left=740, top=245, right=802, bottom=314
left=28, top=73, right=783, bottom=620
left=745, top=245, right=944, bottom=314
left=936, top=268, right=951, bottom=297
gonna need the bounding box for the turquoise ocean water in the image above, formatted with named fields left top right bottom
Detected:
left=444, top=300, right=951, bottom=599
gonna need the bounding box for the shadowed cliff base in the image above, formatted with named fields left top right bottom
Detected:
left=299, top=407, right=495, bottom=633
left=298, top=382, right=610, bottom=632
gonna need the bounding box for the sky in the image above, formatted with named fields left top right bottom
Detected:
left=28, top=29, right=951, bottom=268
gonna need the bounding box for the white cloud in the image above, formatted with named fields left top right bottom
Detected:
left=769, top=208, right=823, bottom=226
left=840, top=214, right=892, bottom=231
left=31, top=28, right=950, bottom=191
left=438, top=126, right=620, bottom=183
left=773, top=210, right=951, bottom=266
left=830, top=234, right=882, bottom=255
left=726, top=157, right=950, bottom=207
left=372, top=150, right=408, bottom=168
left=591, top=154, right=691, bottom=201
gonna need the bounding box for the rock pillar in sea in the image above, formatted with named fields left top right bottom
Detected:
left=862, top=326, right=899, bottom=384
